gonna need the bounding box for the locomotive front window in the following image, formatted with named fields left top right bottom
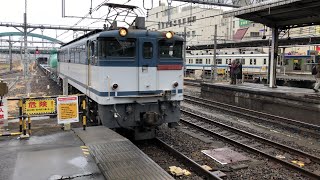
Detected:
left=98, top=38, right=135, bottom=58
left=159, top=40, right=182, bottom=59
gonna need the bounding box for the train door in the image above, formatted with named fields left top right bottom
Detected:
left=138, top=38, right=157, bottom=92
left=87, top=41, right=95, bottom=88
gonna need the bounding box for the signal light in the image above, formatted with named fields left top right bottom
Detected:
left=119, top=28, right=128, bottom=37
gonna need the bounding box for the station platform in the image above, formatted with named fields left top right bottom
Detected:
left=0, top=126, right=173, bottom=180
left=201, top=82, right=320, bottom=126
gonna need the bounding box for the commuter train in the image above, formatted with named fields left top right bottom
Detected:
left=186, top=53, right=318, bottom=78
left=56, top=28, right=184, bottom=139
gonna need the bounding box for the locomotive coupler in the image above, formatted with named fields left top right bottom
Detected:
left=142, top=112, right=160, bottom=126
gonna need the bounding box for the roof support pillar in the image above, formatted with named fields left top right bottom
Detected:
left=269, top=27, right=279, bottom=88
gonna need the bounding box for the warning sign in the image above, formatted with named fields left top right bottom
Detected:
left=25, top=99, right=56, bottom=115
left=57, top=96, right=79, bottom=124
left=0, top=99, right=8, bottom=127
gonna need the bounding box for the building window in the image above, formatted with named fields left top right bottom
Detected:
left=192, top=31, right=196, bottom=37
left=187, top=17, right=191, bottom=23
left=263, top=58, right=267, bottom=65
left=250, top=59, right=252, bottom=65
left=250, top=32, right=260, bottom=37
left=162, top=22, right=165, bottom=29
left=188, top=59, right=193, bottom=64
left=233, top=21, right=235, bottom=28
left=241, top=59, right=245, bottom=64
left=158, top=23, right=160, bottom=29
left=225, top=59, right=228, bottom=64
left=254, top=59, right=256, bottom=65
left=192, top=16, right=196, bottom=22
left=187, top=31, right=190, bottom=37
left=216, top=59, right=222, bottom=64
left=196, top=59, right=202, bottom=64
left=183, top=18, right=186, bottom=24
left=156, top=13, right=158, bottom=18
left=206, top=59, right=210, bottom=64
left=173, top=20, right=176, bottom=26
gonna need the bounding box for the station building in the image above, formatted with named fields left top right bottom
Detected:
left=146, top=1, right=320, bottom=55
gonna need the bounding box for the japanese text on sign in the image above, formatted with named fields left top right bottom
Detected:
left=24, top=99, right=56, bottom=115
left=0, top=99, right=8, bottom=127
left=57, top=96, right=79, bottom=124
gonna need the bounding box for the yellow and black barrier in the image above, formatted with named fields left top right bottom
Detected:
left=82, top=99, right=87, bottom=131
left=0, top=132, right=21, bottom=137
left=1, top=94, right=87, bottom=139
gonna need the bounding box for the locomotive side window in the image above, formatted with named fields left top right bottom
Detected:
left=159, top=40, right=182, bottom=59
left=98, top=38, right=135, bottom=58
left=143, top=42, right=153, bottom=59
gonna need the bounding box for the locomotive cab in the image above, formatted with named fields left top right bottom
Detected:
left=57, top=23, right=184, bottom=140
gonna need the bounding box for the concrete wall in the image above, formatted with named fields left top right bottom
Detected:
left=201, top=83, right=320, bottom=125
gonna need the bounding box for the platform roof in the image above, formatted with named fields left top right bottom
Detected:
left=223, top=0, right=320, bottom=29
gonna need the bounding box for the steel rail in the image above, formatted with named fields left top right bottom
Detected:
left=180, top=112, right=320, bottom=179
left=184, top=95, right=320, bottom=137
left=154, top=138, right=222, bottom=180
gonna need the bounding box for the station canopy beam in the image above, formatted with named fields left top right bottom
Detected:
left=223, top=0, right=320, bottom=88
left=223, top=0, right=320, bottom=29
left=172, top=0, right=241, bottom=8
left=187, top=36, right=320, bottom=50
left=0, top=22, right=100, bottom=32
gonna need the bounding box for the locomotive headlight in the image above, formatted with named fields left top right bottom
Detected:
left=119, top=28, right=128, bottom=37
left=112, top=83, right=119, bottom=90
left=165, top=31, right=174, bottom=39
left=173, top=81, right=179, bottom=88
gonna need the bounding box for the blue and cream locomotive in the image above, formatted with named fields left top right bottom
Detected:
left=57, top=25, right=184, bottom=139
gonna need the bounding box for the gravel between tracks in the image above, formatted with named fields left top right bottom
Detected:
left=157, top=125, right=310, bottom=180
left=135, top=140, right=203, bottom=180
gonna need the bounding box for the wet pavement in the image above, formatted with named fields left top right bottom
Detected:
left=0, top=131, right=104, bottom=180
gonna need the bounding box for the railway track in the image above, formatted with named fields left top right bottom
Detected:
left=184, top=95, right=320, bottom=138
left=0, top=70, right=20, bottom=76
left=184, top=80, right=201, bottom=87
left=136, top=138, right=222, bottom=180
left=181, top=110, right=320, bottom=179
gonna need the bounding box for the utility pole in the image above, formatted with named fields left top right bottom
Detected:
left=183, top=26, right=187, bottom=77
left=211, top=24, right=217, bottom=81
left=23, top=0, right=28, bottom=78
left=9, top=36, right=12, bottom=71
left=167, top=0, right=172, bottom=24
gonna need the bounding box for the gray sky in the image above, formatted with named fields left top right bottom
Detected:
left=0, top=0, right=164, bottom=44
